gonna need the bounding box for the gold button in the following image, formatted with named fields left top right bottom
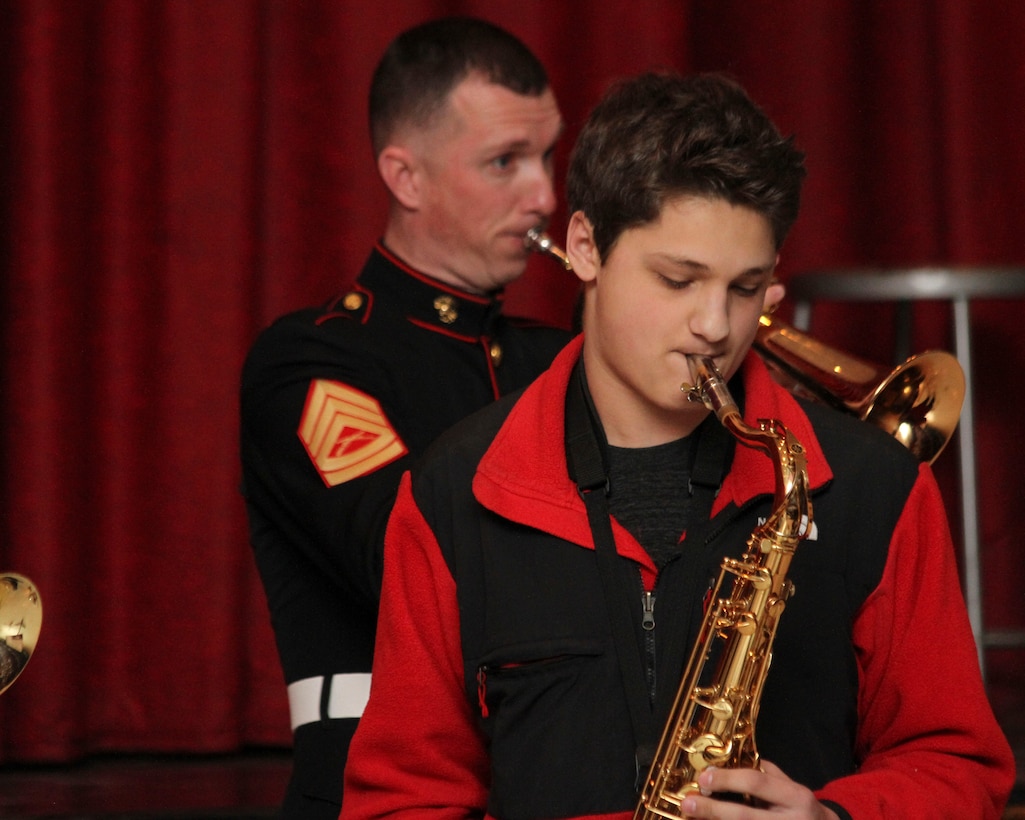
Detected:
left=342, top=292, right=364, bottom=311
left=433, top=295, right=458, bottom=324
left=489, top=341, right=503, bottom=366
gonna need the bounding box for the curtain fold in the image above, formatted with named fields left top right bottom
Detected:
left=2, top=0, right=1022, bottom=763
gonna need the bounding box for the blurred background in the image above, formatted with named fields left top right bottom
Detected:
left=1, top=0, right=1022, bottom=811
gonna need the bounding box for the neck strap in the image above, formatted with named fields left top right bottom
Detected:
left=564, top=359, right=733, bottom=787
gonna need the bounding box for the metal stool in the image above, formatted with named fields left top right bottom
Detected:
left=789, top=267, right=1025, bottom=679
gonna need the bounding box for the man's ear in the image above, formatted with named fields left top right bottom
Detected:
left=377, top=145, right=420, bottom=210
left=566, top=211, right=600, bottom=283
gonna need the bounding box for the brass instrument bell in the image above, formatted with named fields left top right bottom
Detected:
left=755, top=314, right=964, bottom=464
left=0, top=573, right=42, bottom=695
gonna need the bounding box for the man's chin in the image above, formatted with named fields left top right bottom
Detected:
left=487, top=258, right=530, bottom=290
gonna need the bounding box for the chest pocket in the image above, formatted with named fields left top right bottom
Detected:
left=455, top=527, right=640, bottom=817
left=474, top=636, right=637, bottom=818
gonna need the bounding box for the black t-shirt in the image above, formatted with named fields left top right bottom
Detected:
left=606, top=434, right=697, bottom=569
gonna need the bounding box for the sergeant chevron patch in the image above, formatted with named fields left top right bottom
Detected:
left=298, top=380, right=408, bottom=487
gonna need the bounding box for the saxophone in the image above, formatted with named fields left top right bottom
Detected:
left=634, top=355, right=812, bottom=818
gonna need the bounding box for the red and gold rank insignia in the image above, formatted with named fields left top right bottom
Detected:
left=298, top=380, right=408, bottom=487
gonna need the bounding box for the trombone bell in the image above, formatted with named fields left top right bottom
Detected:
left=755, top=314, right=965, bottom=464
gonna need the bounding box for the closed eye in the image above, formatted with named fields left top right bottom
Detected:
left=658, top=274, right=691, bottom=290
left=732, top=282, right=763, bottom=296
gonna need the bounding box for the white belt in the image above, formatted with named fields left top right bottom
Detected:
left=287, top=673, right=372, bottom=731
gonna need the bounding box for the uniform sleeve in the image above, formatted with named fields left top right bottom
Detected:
left=342, top=472, right=490, bottom=819
left=815, top=464, right=1015, bottom=817
left=240, top=334, right=407, bottom=603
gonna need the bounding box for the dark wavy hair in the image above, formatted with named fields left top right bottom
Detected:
left=567, top=72, right=806, bottom=259
left=369, top=17, right=550, bottom=155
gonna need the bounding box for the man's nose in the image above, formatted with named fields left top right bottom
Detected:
left=523, top=163, right=557, bottom=217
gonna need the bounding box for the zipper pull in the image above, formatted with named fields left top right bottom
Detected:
left=642, top=591, right=656, bottom=631
left=477, top=667, right=489, bottom=718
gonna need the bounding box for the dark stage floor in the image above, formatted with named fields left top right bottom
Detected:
left=1, top=679, right=1023, bottom=819
left=0, top=749, right=289, bottom=819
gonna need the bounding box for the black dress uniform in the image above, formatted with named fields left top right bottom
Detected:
left=239, top=243, right=571, bottom=818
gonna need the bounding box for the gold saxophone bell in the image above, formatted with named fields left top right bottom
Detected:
left=525, top=229, right=965, bottom=464
left=0, top=573, right=42, bottom=696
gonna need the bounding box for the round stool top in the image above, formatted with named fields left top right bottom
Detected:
left=789, top=267, right=1025, bottom=302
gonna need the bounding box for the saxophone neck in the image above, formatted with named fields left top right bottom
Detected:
left=683, top=356, right=771, bottom=449
left=684, top=356, right=811, bottom=541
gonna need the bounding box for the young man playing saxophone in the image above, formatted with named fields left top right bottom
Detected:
left=341, top=72, right=1015, bottom=819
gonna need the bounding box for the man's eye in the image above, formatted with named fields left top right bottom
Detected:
left=490, top=154, right=514, bottom=170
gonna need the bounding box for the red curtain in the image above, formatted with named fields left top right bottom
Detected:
left=2, top=0, right=1022, bottom=763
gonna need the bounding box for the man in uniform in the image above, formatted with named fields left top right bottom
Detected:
left=239, top=17, right=569, bottom=818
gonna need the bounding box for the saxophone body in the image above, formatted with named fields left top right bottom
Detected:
left=634, top=356, right=813, bottom=819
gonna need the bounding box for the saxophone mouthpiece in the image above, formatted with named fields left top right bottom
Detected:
left=524, top=227, right=572, bottom=270
left=683, top=356, right=740, bottom=422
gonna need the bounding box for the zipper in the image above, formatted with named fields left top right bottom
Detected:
left=642, top=590, right=656, bottom=630
left=641, top=579, right=657, bottom=705
left=640, top=565, right=718, bottom=708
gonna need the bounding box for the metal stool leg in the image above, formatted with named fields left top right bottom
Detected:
left=792, top=300, right=811, bottom=331
left=952, top=295, right=985, bottom=676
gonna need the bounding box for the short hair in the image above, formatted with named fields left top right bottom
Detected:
left=369, top=17, right=550, bottom=155
left=566, top=72, right=806, bottom=258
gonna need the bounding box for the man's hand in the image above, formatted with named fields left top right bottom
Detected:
left=679, top=760, right=841, bottom=819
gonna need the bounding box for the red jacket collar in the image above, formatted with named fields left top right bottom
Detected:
left=473, top=334, right=832, bottom=552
